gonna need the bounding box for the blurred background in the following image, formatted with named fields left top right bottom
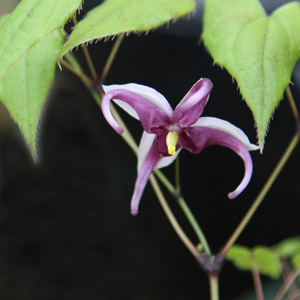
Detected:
left=0, top=0, right=299, bottom=299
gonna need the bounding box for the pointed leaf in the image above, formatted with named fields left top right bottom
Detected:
left=202, top=0, right=300, bottom=149
left=0, top=0, right=83, bottom=159
left=59, top=0, right=196, bottom=57
left=0, top=29, right=64, bottom=159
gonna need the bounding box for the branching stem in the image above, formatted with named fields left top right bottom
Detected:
left=219, top=133, right=299, bottom=257
left=59, top=59, right=92, bottom=86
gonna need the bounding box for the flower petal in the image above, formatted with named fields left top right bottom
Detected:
left=101, top=88, right=171, bottom=134
left=182, top=119, right=258, bottom=198
left=173, top=78, right=213, bottom=127
left=138, top=131, right=179, bottom=172
left=191, top=117, right=259, bottom=151
left=103, top=83, right=173, bottom=119
left=131, top=146, right=161, bottom=216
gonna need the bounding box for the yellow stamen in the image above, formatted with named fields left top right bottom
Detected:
left=166, top=131, right=179, bottom=155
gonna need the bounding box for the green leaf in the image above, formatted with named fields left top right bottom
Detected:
left=0, top=0, right=83, bottom=159
left=202, top=0, right=300, bottom=150
left=292, top=253, right=300, bottom=268
left=0, top=14, right=9, bottom=27
left=253, top=246, right=281, bottom=279
left=227, top=245, right=252, bottom=270
left=0, top=29, right=64, bottom=159
left=0, top=0, right=82, bottom=79
left=273, top=236, right=300, bottom=258
left=292, top=253, right=300, bottom=284
left=226, top=245, right=281, bottom=279
left=59, top=0, right=196, bottom=57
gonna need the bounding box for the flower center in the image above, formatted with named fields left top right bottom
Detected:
left=166, top=131, right=179, bottom=155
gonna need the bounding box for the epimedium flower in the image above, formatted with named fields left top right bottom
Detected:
left=101, top=78, right=259, bottom=216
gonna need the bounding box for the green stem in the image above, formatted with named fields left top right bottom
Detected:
left=219, top=133, right=299, bottom=257
left=59, top=58, right=92, bottom=86
left=154, top=169, right=175, bottom=194
left=177, top=196, right=211, bottom=255
left=154, top=167, right=210, bottom=253
left=101, top=34, right=124, bottom=82
left=72, top=15, right=98, bottom=81
left=174, top=156, right=210, bottom=254
left=209, top=275, right=219, bottom=300
left=149, top=174, right=200, bottom=260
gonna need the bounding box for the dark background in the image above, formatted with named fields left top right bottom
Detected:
left=0, top=0, right=299, bottom=299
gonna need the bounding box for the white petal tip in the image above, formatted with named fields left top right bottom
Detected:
left=248, top=144, right=260, bottom=151
left=131, top=209, right=139, bottom=216
left=227, top=192, right=237, bottom=199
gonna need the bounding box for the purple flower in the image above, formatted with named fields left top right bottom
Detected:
left=102, top=78, right=258, bottom=215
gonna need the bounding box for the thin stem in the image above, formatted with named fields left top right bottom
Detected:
left=251, top=253, right=264, bottom=300
left=154, top=169, right=174, bottom=194
left=155, top=167, right=211, bottom=254
left=281, top=259, right=298, bottom=297
left=149, top=174, right=200, bottom=261
left=209, top=275, right=219, bottom=300
left=274, top=268, right=300, bottom=300
left=72, top=15, right=98, bottom=81
left=59, top=59, right=92, bottom=85
left=285, top=86, right=299, bottom=121
left=219, top=133, right=299, bottom=257
left=101, top=34, right=124, bottom=82
left=173, top=156, right=209, bottom=252
left=177, top=196, right=211, bottom=255
left=175, top=156, right=180, bottom=192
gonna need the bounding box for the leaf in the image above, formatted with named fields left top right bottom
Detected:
left=202, top=0, right=300, bottom=150
left=59, top=0, right=196, bottom=57
left=227, top=245, right=281, bottom=279
left=292, top=253, right=300, bottom=269
left=227, top=245, right=252, bottom=270
left=273, top=236, right=300, bottom=258
left=0, top=14, right=9, bottom=27
left=253, top=247, right=281, bottom=279
left=292, top=253, right=300, bottom=284
left=0, top=29, right=65, bottom=159
left=0, top=0, right=82, bottom=79
left=0, top=0, right=83, bottom=159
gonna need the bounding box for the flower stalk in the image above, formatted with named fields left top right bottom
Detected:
left=62, top=49, right=214, bottom=256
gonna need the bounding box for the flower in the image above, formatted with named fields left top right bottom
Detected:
left=102, top=78, right=258, bottom=215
